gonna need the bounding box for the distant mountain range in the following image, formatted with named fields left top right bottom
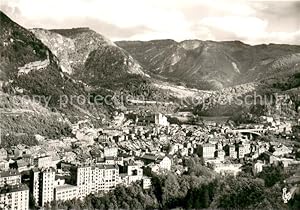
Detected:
left=1, top=10, right=299, bottom=145
left=116, top=40, right=300, bottom=90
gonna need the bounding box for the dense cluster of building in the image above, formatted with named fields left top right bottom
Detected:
left=0, top=112, right=299, bottom=209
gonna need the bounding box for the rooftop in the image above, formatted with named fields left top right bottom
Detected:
left=0, top=170, right=20, bottom=178
left=0, top=184, right=29, bottom=194
left=55, top=184, right=78, bottom=190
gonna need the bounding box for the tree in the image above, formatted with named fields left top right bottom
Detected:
left=186, top=187, right=209, bottom=209
left=258, top=165, right=284, bottom=187
left=214, top=177, right=265, bottom=209
left=289, top=192, right=300, bottom=210
left=161, top=173, right=180, bottom=208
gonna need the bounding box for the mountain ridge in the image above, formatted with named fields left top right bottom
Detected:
left=116, top=39, right=300, bottom=90
left=0, top=11, right=110, bottom=145
left=30, top=28, right=148, bottom=83
left=1, top=10, right=300, bottom=147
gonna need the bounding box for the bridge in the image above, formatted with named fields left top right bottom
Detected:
left=229, top=128, right=267, bottom=137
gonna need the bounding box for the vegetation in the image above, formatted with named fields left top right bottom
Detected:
left=52, top=156, right=295, bottom=210
left=1, top=133, right=39, bottom=148
left=258, top=165, right=285, bottom=187
left=0, top=112, right=72, bottom=147
left=227, top=104, right=272, bottom=125
left=0, top=94, right=73, bottom=147
left=270, top=71, right=300, bottom=91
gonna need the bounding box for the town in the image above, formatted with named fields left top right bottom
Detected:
left=0, top=111, right=299, bottom=209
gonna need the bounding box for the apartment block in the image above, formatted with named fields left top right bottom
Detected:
left=72, top=164, right=119, bottom=198
left=216, top=150, right=225, bottom=161
left=54, top=184, right=78, bottom=202
left=199, top=143, right=216, bottom=159
left=30, top=167, right=55, bottom=207
left=229, top=145, right=237, bottom=159
left=125, top=164, right=143, bottom=185
left=142, top=176, right=151, bottom=189
left=0, top=170, right=21, bottom=187
left=238, top=145, right=245, bottom=159
left=0, top=184, right=29, bottom=210
left=35, top=156, right=56, bottom=169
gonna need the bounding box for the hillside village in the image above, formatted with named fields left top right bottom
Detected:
left=1, top=6, right=300, bottom=210
left=0, top=110, right=299, bottom=209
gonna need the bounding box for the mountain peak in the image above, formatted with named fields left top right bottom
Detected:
left=49, top=27, right=93, bottom=37
left=31, top=27, right=147, bottom=83
left=180, top=40, right=203, bottom=50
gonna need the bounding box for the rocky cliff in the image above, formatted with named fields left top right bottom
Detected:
left=31, top=28, right=148, bottom=87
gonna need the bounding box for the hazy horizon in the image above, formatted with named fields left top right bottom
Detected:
left=1, top=0, right=300, bottom=45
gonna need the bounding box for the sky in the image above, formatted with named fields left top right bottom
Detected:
left=1, top=0, right=300, bottom=45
